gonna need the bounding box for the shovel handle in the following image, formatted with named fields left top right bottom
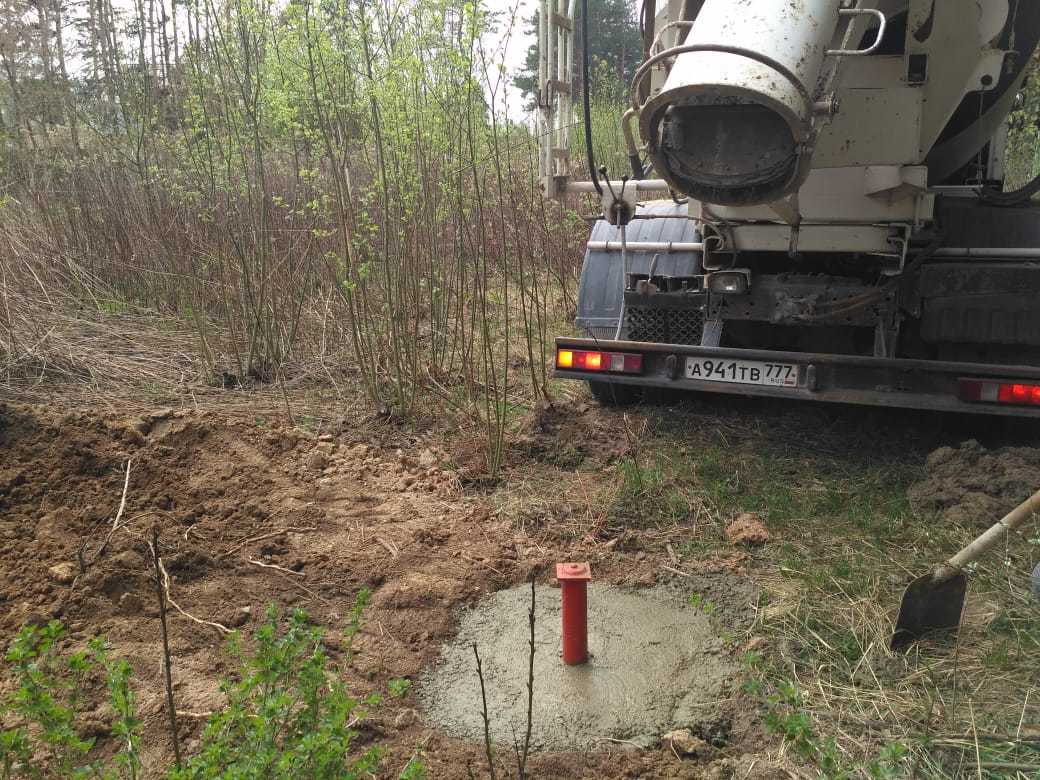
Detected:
left=946, top=486, right=1040, bottom=572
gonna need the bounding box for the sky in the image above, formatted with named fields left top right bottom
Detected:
left=484, top=0, right=538, bottom=120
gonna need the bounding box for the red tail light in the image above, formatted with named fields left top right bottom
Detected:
left=960, top=379, right=1040, bottom=406
left=556, top=349, right=643, bottom=374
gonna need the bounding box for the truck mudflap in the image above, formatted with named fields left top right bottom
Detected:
left=553, top=337, right=1040, bottom=417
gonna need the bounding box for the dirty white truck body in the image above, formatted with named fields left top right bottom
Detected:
left=541, top=0, right=1040, bottom=416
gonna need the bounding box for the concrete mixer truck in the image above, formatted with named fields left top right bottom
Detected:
left=540, top=0, right=1040, bottom=417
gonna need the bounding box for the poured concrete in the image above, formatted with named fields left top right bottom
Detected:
left=419, top=584, right=737, bottom=750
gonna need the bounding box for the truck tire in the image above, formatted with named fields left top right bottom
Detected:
left=588, top=380, right=643, bottom=406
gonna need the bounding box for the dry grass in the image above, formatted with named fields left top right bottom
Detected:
left=0, top=289, right=369, bottom=428
left=2, top=297, right=203, bottom=393
left=754, top=540, right=1040, bottom=775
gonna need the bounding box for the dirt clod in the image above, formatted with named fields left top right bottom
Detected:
left=725, top=513, right=770, bottom=547
left=909, top=440, right=1040, bottom=525
left=394, top=708, right=419, bottom=728
left=224, top=606, right=252, bottom=628
left=118, top=592, right=144, bottom=615
left=306, top=449, right=328, bottom=470
left=48, top=562, right=77, bottom=584
left=663, top=728, right=710, bottom=756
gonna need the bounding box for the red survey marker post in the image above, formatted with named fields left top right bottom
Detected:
left=556, top=562, right=592, bottom=665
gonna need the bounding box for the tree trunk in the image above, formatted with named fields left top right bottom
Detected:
left=53, top=0, right=82, bottom=157
left=35, top=0, right=55, bottom=136
left=95, top=0, right=116, bottom=106
left=0, top=49, right=30, bottom=150
left=159, top=0, right=172, bottom=87
left=135, top=0, right=147, bottom=74
left=171, top=0, right=180, bottom=73
left=87, top=0, right=99, bottom=83
left=148, top=0, right=158, bottom=81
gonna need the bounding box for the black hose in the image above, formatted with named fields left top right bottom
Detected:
left=803, top=232, right=944, bottom=321
left=978, top=171, right=1040, bottom=206
left=629, top=153, right=646, bottom=180
left=581, top=0, right=603, bottom=195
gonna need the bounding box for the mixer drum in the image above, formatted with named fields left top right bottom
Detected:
left=641, top=0, right=842, bottom=206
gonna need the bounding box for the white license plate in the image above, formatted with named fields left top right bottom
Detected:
left=685, top=357, right=799, bottom=387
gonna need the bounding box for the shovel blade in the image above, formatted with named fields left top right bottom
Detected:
left=890, top=571, right=967, bottom=651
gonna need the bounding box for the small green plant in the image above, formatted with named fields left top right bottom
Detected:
left=398, top=753, right=426, bottom=779
left=0, top=592, right=413, bottom=779
left=170, top=602, right=385, bottom=779
left=104, top=657, right=141, bottom=778
left=387, top=678, right=412, bottom=699
left=746, top=673, right=908, bottom=780
left=0, top=620, right=141, bottom=779
left=866, top=743, right=909, bottom=780
left=687, top=593, right=716, bottom=615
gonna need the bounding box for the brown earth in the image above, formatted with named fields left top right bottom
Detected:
left=908, top=439, right=1040, bottom=527
left=723, top=514, right=770, bottom=548
left=0, top=401, right=778, bottom=779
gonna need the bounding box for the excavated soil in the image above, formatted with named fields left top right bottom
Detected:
left=908, top=439, right=1040, bottom=526
left=0, top=401, right=770, bottom=779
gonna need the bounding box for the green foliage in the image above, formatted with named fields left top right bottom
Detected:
left=748, top=674, right=909, bottom=780
left=686, top=593, right=715, bottom=615
left=514, top=0, right=642, bottom=104
left=611, top=456, right=696, bottom=526
left=104, top=659, right=141, bottom=779
left=0, top=0, right=582, bottom=476
left=387, top=678, right=412, bottom=699
left=0, top=595, right=412, bottom=779
left=399, top=755, right=426, bottom=780
left=170, top=604, right=382, bottom=779
left=0, top=621, right=140, bottom=779
left=1006, top=56, right=1040, bottom=187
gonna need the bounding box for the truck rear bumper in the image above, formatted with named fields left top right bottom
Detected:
left=553, top=337, right=1040, bottom=417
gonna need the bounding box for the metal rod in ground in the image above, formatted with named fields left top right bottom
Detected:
left=151, top=528, right=182, bottom=767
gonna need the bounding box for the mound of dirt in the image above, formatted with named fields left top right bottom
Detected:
left=908, top=440, right=1040, bottom=526
left=515, top=398, right=633, bottom=468
left=0, top=402, right=502, bottom=775
left=725, top=513, right=770, bottom=547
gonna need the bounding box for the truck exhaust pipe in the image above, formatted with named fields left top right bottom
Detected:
left=638, top=0, right=843, bottom=206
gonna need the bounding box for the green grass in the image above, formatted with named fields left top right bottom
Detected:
left=607, top=434, right=919, bottom=562
left=609, top=455, right=700, bottom=527
left=551, top=403, right=1040, bottom=776
left=686, top=444, right=915, bottom=530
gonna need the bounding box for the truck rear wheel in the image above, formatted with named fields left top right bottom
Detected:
left=588, top=380, right=643, bottom=406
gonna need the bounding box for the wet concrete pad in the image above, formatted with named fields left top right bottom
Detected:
left=420, top=584, right=737, bottom=750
